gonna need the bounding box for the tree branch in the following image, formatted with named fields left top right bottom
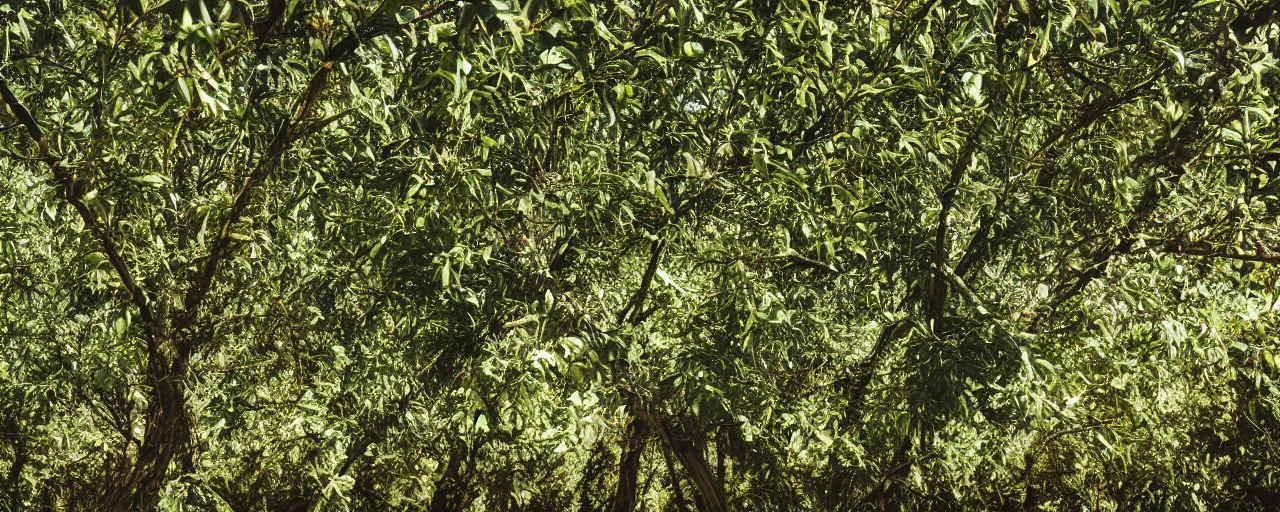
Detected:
left=0, top=79, right=45, bottom=144
left=928, top=120, right=985, bottom=321
left=660, top=438, right=692, bottom=512
left=611, top=415, right=649, bottom=512
left=1159, top=243, right=1280, bottom=264
left=324, top=3, right=454, bottom=61
left=177, top=63, right=332, bottom=330
left=617, top=239, right=666, bottom=325
left=1, top=78, right=158, bottom=337
left=630, top=402, right=727, bottom=512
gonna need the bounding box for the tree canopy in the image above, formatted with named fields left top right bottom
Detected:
left=1, top=0, right=1279, bottom=510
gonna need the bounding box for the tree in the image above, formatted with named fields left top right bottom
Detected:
left=1, top=0, right=1278, bottom=510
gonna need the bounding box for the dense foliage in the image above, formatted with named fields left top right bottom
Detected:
left=2, top=0, right=1279, bottom=510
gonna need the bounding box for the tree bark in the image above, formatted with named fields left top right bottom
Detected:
left=4, top=389, right=29, bottom=506
left=102, top=359, right=191, bottom=510
left=430, top=440, right=471, bottom=512
left=660, top=441, right=691, bottom=512
left=611, top=418, right=649, bottom=512
left=632, top=408, right=727, bottom=512
left=664, top=428, right=724, bottom=512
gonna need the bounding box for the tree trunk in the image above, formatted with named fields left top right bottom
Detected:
left=611, top=418, right=649, bottom=512
left=577, top=440, right=612, bottom=512
left=102, top=368, right=191, bottom=510
left=5, top=389, right=28, bottom=506
left=664, top=429, right=725, bottom=512
left=632, top=407, right=727, bottom=512
left=430, top=440, right=470, bottom=512
left=660, top=441, right=691, bottom=512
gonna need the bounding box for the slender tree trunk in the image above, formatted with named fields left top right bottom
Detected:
left=611, top=418, right=649, bottom=512
left=660, top=442, right=691, bottom=512
left=631, top=407, right=727, bottom=512
left=102, top=365, right=191, bottom=510
left=5, top=389, right=28, bottom=506
left=577, top=440, right=612, bottom=512
left=860, top=437, right=912, bottom=511
left=665, top=430, right=725, bottom=512
left=825, top=320, right=904, bottom=508
left=715, top=431, right=726, bottom=497
left=1019, top=452, right=1037, bottom=511
left=430, top=440, right=470, bottom=512
left=5, top=442, right=26, bottom=506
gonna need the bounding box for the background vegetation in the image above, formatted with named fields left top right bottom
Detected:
left=1, top=0, right=1278, bottom=510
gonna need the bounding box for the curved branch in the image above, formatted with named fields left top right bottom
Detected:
left=1, top=78, right=158, bottom=337
left=0, top=79, right=45, bottom=144
left=177, top=63, right=333, bottom=331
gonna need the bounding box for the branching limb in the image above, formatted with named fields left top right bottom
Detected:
left=1159, top=242, right=1280, bottom=264
left=0, top=79, right=45, bottom=144
left=1, top=78, right=158, bottom=338
left=928, top=119, right=986, bottom=321
left=617, top=239, right=666, bottom=325
left=177, top=63, right=333, bottom=331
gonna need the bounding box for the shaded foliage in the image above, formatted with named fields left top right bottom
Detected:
left=1, top=0, right=1279, bottom=510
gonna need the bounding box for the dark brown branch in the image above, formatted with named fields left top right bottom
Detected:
left=792, top=0, right=943, bottom=150
left=953, top=199, right=1000, bottom=280
left=631, top=405, right=727, bottom=512
left=324, top=3, right=454, bottom=61
left=1047, top=115, right=1204, bottom=313
left=177, top=63, right=332, bottom=331
left=660, top=440, right=692, bottom=512
left=858, top=437, right=913, bottom=509
left=611, top=417, right=649, bottom=512
left=1159, top=243, right=1280, bottom=264
left=8, top=54, right=98, bottom=86
left=253, top=0, right=288, bottom=45
left=824, top=314, right=910, bottom=506
left=783, top=253, right=839, bottom=274
left=1032, top=63, right=1168, bottom=163
left=181, top=2, right=453, bottom=329
left=1, top=78, right=158, bottom=337
left=58, top=165, right=159, bottom=335
left=951, top=68, right=1167, bottom=282
left=617, top=239, right=666, bottom=325
left=0, top=79, right=45, bottom=143
left=409, top=2, right=453, bottom=24
left=928, top=121, right=985, bottom=321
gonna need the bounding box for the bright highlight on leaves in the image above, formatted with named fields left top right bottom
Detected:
left=0, top=0, right=1278, bottom=511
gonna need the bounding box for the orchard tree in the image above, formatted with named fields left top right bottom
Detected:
left=1, top=0, right=1278, bottom=510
